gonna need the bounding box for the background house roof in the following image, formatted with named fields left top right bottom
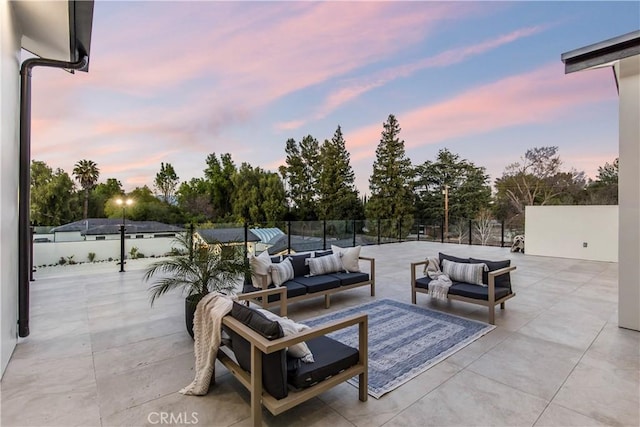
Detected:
left=250, top=227, right=285, bottom=243
left=196, top=228, right=260, bottom=244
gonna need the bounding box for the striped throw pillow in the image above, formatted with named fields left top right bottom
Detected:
left=270, top=258, right=295, bottom=286
left=307, top=253, right=343, bottom=276
left=442, top=259, right=487, bottom=286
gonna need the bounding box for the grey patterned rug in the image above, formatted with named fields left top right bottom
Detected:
left=304, top=298, right=494, bottom=398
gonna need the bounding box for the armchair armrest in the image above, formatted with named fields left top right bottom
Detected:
left=222, top=313, right=368, bottom=355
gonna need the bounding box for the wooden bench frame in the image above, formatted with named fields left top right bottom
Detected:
left=245, top=256, right=375, bottom=311
left=218, top=287, right=368, bottom=427
left=410, top=261, right=517, bottom=324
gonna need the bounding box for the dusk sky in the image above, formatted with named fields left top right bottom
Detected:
left=30, top=1, right=639, bottom=196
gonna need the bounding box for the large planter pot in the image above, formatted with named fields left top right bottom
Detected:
left=185, top=294, right=203, bottom=339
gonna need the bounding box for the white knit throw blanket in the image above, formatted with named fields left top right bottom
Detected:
left=425, top=257, right=452, bottom=300
left=180, top=293, right=234, bottom=396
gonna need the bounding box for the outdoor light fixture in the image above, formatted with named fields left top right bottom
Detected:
left=115, top=198, right=134, bottom=272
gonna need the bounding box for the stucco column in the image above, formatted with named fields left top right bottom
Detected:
left=617, top=56, right=640, bottom=331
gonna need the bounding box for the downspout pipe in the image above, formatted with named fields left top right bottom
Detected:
left=18, top=55, right=88, bottom=338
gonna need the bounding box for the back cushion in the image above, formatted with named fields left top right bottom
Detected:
left=287, top=253, right=311, bottom=277
left=229, top=303, right=288, bottom=399
left=438, top=252, right=469, bottom=266
left=442, top=259, right=486, bottom=286
left=469, top=258, right=512, bottom=289
left=314, top=250, right=333, bottom=257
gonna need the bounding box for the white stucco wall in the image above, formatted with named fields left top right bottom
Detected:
left=33, top=237, right=183, bottom=266
left=525, top=205, right=618, bottom=262
left=617, top=56, right=640, bottom=331
left=0, top=0, right=21, bottom=376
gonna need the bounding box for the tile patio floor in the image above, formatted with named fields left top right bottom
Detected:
left=1, top=241, right=638, bottom=426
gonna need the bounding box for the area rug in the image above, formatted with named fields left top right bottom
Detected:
left=303, top=298, right=494, bottom=398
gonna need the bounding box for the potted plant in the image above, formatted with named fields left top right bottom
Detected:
left=144, top=232, right=250, bottom=338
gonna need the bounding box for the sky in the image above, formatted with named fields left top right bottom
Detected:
left=30, top=1, right=639, bottom=196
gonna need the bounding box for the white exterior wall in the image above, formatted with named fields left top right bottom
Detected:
left=33, top=237, right=183, bottom=266
left=525, top=205, right=618, bottom=262
left=0, top=0, right=20, bottom=376
left=617, top=56, right=640, bottom=331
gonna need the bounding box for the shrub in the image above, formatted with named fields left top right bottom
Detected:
left=129, top=246, right=139, bottom=259
left=58, top=257, right=67, bottom=265
left=137, top=253, right=145, bottom=259
left=88, top=252, right=96, bottom=262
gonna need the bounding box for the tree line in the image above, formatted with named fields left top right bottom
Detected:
left=30, top=114, right=618, bottom=228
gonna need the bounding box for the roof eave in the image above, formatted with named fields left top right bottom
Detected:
left=561, top=30, right=640, bottom=74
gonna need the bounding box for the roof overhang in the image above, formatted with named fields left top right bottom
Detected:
left=561, top=30, right=640, bottom=74
left=12, top=0, right=94, bottom=71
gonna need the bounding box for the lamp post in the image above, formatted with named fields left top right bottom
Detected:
left=115, top=198, right=133, bottom=272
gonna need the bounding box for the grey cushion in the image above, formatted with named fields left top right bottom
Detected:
left=228, top=303, right=288, bottom=399
left=292, top=275, right=340, bottom=293
left=314, top=250, right=333, bottom=257
left=469, top=258, right=512, bottom=290
left=439, top=252, right=469, bottom=266
left=241, top=282, right=307, bottom=302
left=328, top=272, right=370, bottom=286
left=287, top=254, right=311, bottom=277
left=447, top=282, right=511, bottom=300
left=287, top=335, right=359, bottom=389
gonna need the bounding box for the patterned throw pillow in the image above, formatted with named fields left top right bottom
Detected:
left=270, top=258, right=295, bottom=286
left=442, top=259, right=487, bottom=286
left=307, top=253, right=343, bottom=276
left=249, top=250, right=272, bottom=288
left=331, top=245, right=361, bottom=272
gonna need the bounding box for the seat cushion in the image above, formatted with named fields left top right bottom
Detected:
left=292, top=275, right=340, bottom=293
left=328, top=272, right=370, bottom=287
left=469, top=258, right=512, bottom=290
left=447, top=282, right=511, bottom=301
left=287, top=335, right=359, bottom=389
left=415, top=276, right=431, bottom=290
left=228, top=303, right=288, bottom=399
left=242, top=282, right=308, bottom=302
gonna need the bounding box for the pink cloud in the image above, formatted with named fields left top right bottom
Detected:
left=345, top=62, right=617, bottom=162
left=287, top=25, right=548, bottom=128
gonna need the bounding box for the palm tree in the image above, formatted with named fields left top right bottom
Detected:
left=144, top=232, right=250, bottom=336
left=72, top=159, right=100, bottom=219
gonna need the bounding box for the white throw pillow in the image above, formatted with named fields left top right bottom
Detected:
left=442, top=259, right=487, bottom=286
left=308, top=253, right=343, bottom=276
left=249, top=250, right=272, bottom=288
left=270, top=258, right=295, bottom=286
left=257, top=309, right=315, bottom=363
left=331, top=245, right=361, bottom=272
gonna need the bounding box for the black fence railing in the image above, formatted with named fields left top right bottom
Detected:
left=190, top=218, right=523, bottom=255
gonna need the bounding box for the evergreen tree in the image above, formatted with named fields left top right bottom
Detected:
left=280, top=136, right=320, bottom=220
left=204, top=153, right=236, bottom=220
left=154, top=162, right=179, bottom=203
left=72, top=159, right=100, bottom=219
left=585, top=158, right=618, bottom=204
left=318, top=126, right=363, bottom=220
left=366, top=115, right=414, bottom=227
left=414, top=148, right=491, bottom=224
left=232, top=164, right=287, bottom=225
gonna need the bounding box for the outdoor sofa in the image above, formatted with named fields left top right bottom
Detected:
left=243, top=247, right=375, bottom=311
left=218, top=288, right=368, bottom=427
left=410, top=252, right=516, bottom=324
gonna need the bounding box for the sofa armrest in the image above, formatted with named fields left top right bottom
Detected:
left=410, top=260, right=428, bottom=285
left=359, top=257, right=375, bottom=287
left=487, top=265, right=517, bottom=303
